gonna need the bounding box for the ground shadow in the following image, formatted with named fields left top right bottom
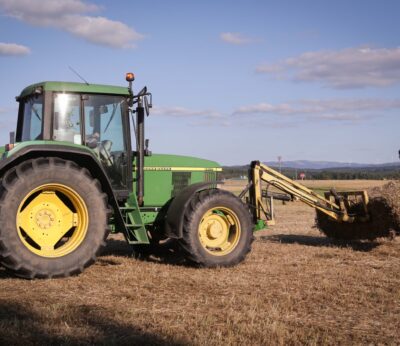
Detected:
left=101, top=238, right=134, bottom=257
left=0, top=300, right=186, bottom=345
left=0, top=239, right=190, bottom=280
left=0, top=267, right=14, bottom=279
left=101, top=238, right=189, bottom=267
left=259, top=234, right=382, bottom=252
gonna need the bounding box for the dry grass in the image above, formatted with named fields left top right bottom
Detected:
left=299, top=179, right=389, bottom=190
left=0, top=180, right=399, bottom=345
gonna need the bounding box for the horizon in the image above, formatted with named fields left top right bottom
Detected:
left=0, top=0, right=399, bottom=166
left=224, top=159, right=400, bottom=168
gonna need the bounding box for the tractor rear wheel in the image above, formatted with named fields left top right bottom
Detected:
left=179, top=189, right=253, bottom=267
left=0, top=157, right=110, bottom=278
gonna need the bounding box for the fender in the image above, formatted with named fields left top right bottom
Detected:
left=0, top=142, right=127, bottom=236
left=164, top=181, right=221, bottom=239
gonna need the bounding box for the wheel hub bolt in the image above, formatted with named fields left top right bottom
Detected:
left=208, top=222, right=223, bottom=239
left=35, top=209, right=55, bottom=229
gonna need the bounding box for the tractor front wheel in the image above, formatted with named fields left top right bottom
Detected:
left=0, top=157, right=110, bottom=278
left=179, top=189, right=253, bottom=267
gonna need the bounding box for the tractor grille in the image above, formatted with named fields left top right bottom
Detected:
left=172, top=172, right=191, bottom=197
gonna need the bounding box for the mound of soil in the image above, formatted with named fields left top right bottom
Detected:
left=316, top=181, right=400, bottom=240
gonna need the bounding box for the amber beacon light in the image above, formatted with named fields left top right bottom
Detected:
left=126, top=72, right=135, bottom=82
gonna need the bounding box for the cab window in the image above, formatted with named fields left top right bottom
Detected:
left=84, top=95, right=125, bottom=152
left=53, top=93, right=82, bottom=144
left=21, top=95, right=43, bottom=141
left=83, top=94, right=127, bottom=189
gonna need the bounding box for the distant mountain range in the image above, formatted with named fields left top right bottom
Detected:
left=262, top=160, right=400, bottom=170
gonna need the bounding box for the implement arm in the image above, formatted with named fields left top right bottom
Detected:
left=243, top=161, right=369, bottom=227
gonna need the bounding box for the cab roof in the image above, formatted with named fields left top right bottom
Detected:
left=19, top=81, right=130, bottom=98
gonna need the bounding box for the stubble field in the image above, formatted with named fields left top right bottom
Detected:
left=0, top=180, right=399, bottom=345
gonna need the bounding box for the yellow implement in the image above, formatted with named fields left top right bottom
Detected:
left=241, top=161, right=370, bottom=227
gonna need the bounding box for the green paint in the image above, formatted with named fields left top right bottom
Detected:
left=140, top=212, right=158, bottom=224
left=254, top=219, right=267, bottom=231
left=144, top=153, right=220, bottom=169
left=3, top=140, right=97, bottom=161
left=133, top=154, right=220, bottom=207
left=20, top=81, right=130, bottom=98
left=123, top=194, right=150, bottom=244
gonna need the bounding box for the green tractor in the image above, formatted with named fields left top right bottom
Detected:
left=0, top=73, right=254, bottom=278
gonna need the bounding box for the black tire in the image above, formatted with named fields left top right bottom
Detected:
left=0, top=157, right=110, bottom=279
left=179, top=189, right=253, bottom=267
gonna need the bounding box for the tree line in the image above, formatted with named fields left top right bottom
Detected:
left=221, top=165, right=400, bottom=180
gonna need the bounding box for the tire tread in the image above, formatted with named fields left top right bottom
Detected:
left=0, top=157, right=110, bottom=279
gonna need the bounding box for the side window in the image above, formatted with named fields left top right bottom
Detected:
left=83, top=95, right=127, bottom=189
left=84, top=96, right=125, bottom=152
left=21, top=95, right=43, bottom=141
left=53, top=94, right=82, bottom=144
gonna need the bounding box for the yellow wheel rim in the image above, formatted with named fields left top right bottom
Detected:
left=16, top=184, right=88, bottom=258
left=198, top=207, right=241, bottom=256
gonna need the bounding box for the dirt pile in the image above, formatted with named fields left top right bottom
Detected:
left=316, top=181, right=400, bottom=240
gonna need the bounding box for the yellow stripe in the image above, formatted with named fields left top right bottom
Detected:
left=143, top=167, right=222, bottom=172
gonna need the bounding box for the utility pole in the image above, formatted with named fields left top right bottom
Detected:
left=278, top=156, right=282, bottom=173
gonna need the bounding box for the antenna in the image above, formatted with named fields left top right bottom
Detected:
left=68, top=66, right=89, bottom=85
left=277, top=155, right=282, bottom=173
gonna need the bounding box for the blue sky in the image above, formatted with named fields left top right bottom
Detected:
left=0, top=0, right=399, bottom=165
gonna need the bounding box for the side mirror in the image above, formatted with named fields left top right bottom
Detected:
left=144, top=96, right=150, bottom=116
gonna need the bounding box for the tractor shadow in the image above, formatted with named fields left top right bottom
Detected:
left=0, top=267, right=15, bottom=279
left=259, top=234, right=381, bottom=252
left=0, top=300, right=186, bottom=345
left=101, top=238, right=189, bottom=266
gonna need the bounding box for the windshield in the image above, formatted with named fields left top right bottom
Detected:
left=21, top=95, right=44, bottom=141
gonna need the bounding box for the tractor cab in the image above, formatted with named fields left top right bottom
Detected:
left=15, top=81, right=132, bottom=192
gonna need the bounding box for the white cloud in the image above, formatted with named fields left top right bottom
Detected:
left=152, top=98, right=400, bottom=127
left=0, top=0, right=99, bottom=18
left=233, top=98, right=400, bottom=123
left=0, top=42, right=30, bottom=56
left=152, top=106, right=222, bottom=119
left=0, top=0, right=144, bottom=48
left=256, top=46, right=400, bottom=89
left=61, top=15, right=143, bottom=48
left=188, top=119, right=232, bottom=128
left=152, top=106, right=231, bottom=127
left=220, top=32, right=255, bottom=45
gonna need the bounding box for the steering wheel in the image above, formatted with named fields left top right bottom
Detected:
left=99, top=140, right=113, bottom=166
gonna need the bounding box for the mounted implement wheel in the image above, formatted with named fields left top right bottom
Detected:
left=0, top=158, right=110, bottom=279
left=179, top=189, right=253, bottom=267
